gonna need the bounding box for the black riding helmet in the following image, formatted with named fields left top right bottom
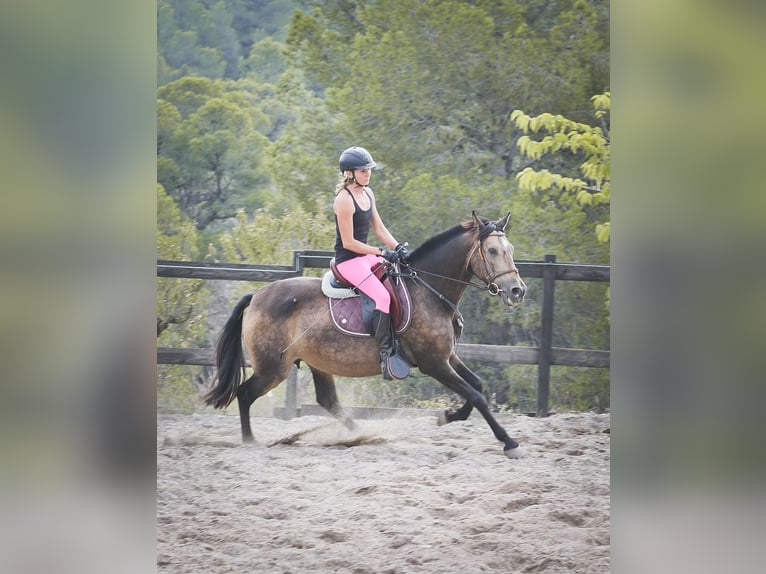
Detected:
left=339, top=146, right=377, bottom=173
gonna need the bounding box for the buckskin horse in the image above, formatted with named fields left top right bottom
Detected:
left=204, top=212, right=527, bottom=458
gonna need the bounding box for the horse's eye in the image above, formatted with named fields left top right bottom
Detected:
left=488, top=247, right=498, bottom=255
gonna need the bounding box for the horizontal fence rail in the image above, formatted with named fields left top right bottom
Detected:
left=158, top=251, right=610, bottom=282
left=157, top=251, right=609, bottom=416
left=157, top=345, right=610, bottom=369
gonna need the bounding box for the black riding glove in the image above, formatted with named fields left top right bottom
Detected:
left=381, top=248, right=399, bottom=263
left=395, top=243, right=411, bottom=263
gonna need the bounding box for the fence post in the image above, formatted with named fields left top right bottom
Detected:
left=537, top=254, right=556, bottom=417
left=284, top=364, right=298, bottom=419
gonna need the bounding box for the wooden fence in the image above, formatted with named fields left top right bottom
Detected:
left=157, top=251, right=610, bottom=417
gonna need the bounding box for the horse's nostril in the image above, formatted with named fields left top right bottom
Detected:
left=511, top=287, right=523, bottom=299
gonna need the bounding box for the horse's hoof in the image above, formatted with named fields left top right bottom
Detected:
left=436, top=408, right=453, bottom=426
left=504, top=446, right=524, bottom=459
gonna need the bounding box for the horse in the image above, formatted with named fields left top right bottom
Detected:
left=203, top=212, right=528, bottom=458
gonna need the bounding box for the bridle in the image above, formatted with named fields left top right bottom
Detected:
left=465, top=225, right=520, bottom=295
left=392, top=223, right=520, bottom=324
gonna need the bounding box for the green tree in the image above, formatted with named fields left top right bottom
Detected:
left=500, top=92, right=610, bottom=411
left=288, top=0, right=607, bottom=180
left=209, top=0, right=245, bottom=78
left=381, top=174, right=489, bottom=247
left=242, top=37, right=288, bottom=85
left=218, top=201, right=335, bottom=267
left=158, top=0, right=298, bottom=84
left=157, top=76, right=273, bottom=231
left=156, top=185, right=207, bottom=340
left=511, top=91, right=610, bottom=242
left=157, top=184, right=211, bottom=412
left=263, top=69, right=348, bottom=216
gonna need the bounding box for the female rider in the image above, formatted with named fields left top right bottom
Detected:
left=333, top=146, right=409, bottom=379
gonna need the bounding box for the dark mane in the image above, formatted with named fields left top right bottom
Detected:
left=408, top=217, right=486, bottom=262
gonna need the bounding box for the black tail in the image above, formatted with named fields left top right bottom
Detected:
left=203, top=294, right=254, bottom=409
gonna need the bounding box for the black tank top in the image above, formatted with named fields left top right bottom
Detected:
left=334, top=187, right=373, bottom=264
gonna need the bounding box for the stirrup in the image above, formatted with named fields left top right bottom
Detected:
left=381, top=352, right=410, bottom=380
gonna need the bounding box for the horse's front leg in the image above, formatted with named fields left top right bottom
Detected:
left=438, top=355, right=482, bottom=425
left=423, top=358, right=523, bottom=459
left=310, top=367, right=357, bottom=431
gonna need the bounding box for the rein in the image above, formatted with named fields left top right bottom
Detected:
left=395, top=266, right=466, bottom=328
left=392, top=229, right=516, bottom=327
left=400, top=265, right=494, bottom=294
left=400, top=228, right=517, bottom=300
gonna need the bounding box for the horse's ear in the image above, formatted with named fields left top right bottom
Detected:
left=472, top=211, right=485, bottom=229
left=497, top=212, right=511, bottom=232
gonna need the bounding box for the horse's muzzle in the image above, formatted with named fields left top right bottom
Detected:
left=500, top=284, right=526, bottom=306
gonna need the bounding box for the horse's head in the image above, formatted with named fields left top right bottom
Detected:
left=468, top=212, right=527, bottom=307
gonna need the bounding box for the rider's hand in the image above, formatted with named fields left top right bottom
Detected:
left=395, top=243, right=411, bottom=263
left=381, top=248, right=399, bottom=263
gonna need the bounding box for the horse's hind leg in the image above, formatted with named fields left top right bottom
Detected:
left=236, top=373, right=282, bottom=442
left=310, top=367, right=357, bottom=431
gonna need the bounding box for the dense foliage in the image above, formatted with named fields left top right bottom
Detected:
left=157, top=0, right=610, bottom=414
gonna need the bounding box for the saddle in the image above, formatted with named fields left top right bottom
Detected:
left=321, top=259, right=412, bottom=338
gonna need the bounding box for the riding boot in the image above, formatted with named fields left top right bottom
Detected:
left=372, top=309, right=395, bottom=380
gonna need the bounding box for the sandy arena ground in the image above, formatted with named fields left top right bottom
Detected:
left=158, top=411, right=610, bottom=573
